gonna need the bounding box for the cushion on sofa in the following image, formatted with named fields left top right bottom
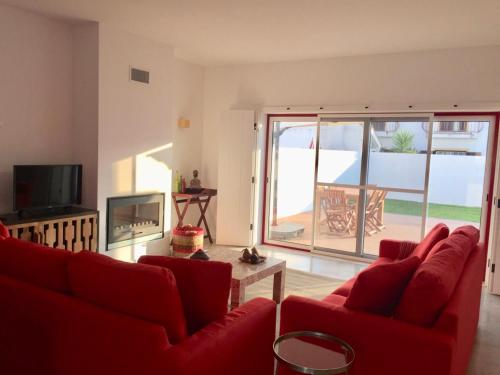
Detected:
left=138, top=255, right=232, bottom=334
left=344, top=256, right=421, bottom=316
left=332, top=257, right=393, bottom=297
left=451, top=225, right=480, bottom=247
left=322, top=293, right=347, bottom=306
left=0, top=238, right=71, bottom=293
left=410, top=223, right=449, bottom=260
left=68, top=251, right=187, bottom=344
left=332, top=277, right=355, bottom=297
left=426, top=233, right=472, bottom=260
left=395, top=243, right=470, bottom=327
left=0, top=222, right=9, bottom=239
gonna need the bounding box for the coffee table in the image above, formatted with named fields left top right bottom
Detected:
left=204, top=247, right=286, bottom=309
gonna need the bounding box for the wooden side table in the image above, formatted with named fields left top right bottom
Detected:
left=171, top=189, right=217, bottom=243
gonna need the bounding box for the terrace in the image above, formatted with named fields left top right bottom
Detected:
left=271, top=200, right=479, bottom=256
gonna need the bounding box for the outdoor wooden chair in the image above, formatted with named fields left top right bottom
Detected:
left=319, top=189, right=357, bottom=236
left=364, top=190, right=387, bottom=235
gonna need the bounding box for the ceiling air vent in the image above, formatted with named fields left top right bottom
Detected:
left=130, top=67, right=149, bottom=84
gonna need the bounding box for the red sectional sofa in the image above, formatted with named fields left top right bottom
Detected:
left=0, top=233, right=277, bottom=375
left=280, top=224, right=486, bottom=375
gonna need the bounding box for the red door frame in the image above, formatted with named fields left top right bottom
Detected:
left=261, top=112, right=500, bottom=254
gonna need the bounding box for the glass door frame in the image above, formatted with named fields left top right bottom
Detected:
left=262, top=112, right=498, bottom=261
left=312, top=117, right=371, bottom=258
left=312, top=114, right=434, bottom=258
left=431, top=114, right=497, bottom=244
left=263, top=115, right=319, bottom=252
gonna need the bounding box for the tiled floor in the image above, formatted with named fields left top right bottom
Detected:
left=221, top=244, right=500, bottom=375
left=257, top=245, right=368, bottom=281
left=469, top=291, right=500, bottom=374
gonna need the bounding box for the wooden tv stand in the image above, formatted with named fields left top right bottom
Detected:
left=0, top=207, right=99, bottom=252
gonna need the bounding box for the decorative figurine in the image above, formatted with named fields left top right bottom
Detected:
left=190, top=169, right=201, bottom=188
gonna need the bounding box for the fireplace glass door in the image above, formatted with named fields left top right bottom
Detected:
left=106, top=193, right=164, bottom=250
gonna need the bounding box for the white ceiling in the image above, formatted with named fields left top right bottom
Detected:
left=3, top=0, right=500, bottom=66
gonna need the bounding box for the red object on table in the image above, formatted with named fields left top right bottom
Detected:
left=171, top=189, right=217, bottom=244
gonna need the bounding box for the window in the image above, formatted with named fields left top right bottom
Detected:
left=372, top=121, right=386, bottom=132
left=372, top=121, right=400, bottom=132
left=437, top=121, right=467, bottom=133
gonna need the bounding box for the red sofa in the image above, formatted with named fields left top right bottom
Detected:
left=280, top=224, right=486, bottom=375
left=0, top=232, right=276, bottom=375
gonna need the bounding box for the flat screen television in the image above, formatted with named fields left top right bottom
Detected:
left=13, top=165, right=82, bottom=211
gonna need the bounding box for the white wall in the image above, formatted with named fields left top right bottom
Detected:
left=97, top=24, right=174, bottom=261
left=0, top=5, right=74, bottom=213
left=203, top=46, right=500, bottom=234
left=72, top=22, right=99, bottom=209
left=275, top=149, right=486, bottom=219
left=171, top=59, right=205, bottom=226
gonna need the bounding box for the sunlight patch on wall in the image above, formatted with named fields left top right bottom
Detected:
left=112, top=157, right=134, bottom=194
left=135, top=143, right=173, bottom=230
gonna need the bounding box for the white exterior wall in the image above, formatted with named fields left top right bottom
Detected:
left=275, top=148, right=486, bottom=219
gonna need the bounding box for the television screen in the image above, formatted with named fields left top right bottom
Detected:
left=14, top=165, right=82, bottom=211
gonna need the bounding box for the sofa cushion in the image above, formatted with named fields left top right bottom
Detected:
left=0, top=238, right=71, bottom=293
left=332, top=277, right=355, bottom=297
left=397, top=241, right=418, bottom=259
left=332, top=257, right=393, bottom=297
left=344, top=256, right=421, bottom=316
left=426, top=233, right=472, bottom=260
left=68, top=251, right=187, bottom=344
left=0, top=223, right=9, bottom=239
left=411, top=223, right=449, bottom=260
left=395, top=244, right=469, bottom=327
left=139, top=255, right=232, bottom=334
left=322, top=293, right=347, bottom=306
left=451, top=225, right=480, bottom=247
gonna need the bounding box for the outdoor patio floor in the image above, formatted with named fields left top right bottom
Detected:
left=272, top=211, right=477, bottom=256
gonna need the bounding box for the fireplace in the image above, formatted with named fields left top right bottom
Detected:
left=106, top=193, right=165, bottom=251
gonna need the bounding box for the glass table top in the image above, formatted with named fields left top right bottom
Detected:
left=273, top=331, right=355, bottom=374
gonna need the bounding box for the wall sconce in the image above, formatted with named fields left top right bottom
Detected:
left=178, top=118, right=190, bottom=129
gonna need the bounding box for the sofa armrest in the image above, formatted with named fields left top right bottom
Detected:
left=163, top=298, right=276, bottom=375
left=379, top=239, right=417, bottom=259
left=280, top=296, right=453, bottom=375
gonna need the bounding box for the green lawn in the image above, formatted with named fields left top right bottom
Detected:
left=384, top=199, right=481, bottom=223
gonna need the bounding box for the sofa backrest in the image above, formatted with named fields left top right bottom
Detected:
left=68, top=250, right=188, bottom=344
left=394, top=226, right=479, bottom=327
left=411, top=223, right=449, bottom=260
left=0, top=274, right=170, bottom=375
left=0, top=237, right=71, bottom=293
left=139, top=255, right=232, bottom=334
left=0, top=222, right=9, bottom=239
left=433, top=242, right=485, bottom=374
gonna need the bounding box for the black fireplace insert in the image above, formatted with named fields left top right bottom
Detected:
left=106, top=193, right=165, bottom=251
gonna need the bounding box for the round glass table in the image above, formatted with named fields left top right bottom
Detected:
left=273, top=331, right=355, bottom=374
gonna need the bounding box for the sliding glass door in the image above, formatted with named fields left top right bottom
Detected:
left=426, top=118, right=493, bottom=239
left=265, top=114, right=495, bottom=258
left=267, top=117, right=317, bottom=249
left=362, top=118, right=431, bottom=255
left=313, top=119, right=367, bottom=255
